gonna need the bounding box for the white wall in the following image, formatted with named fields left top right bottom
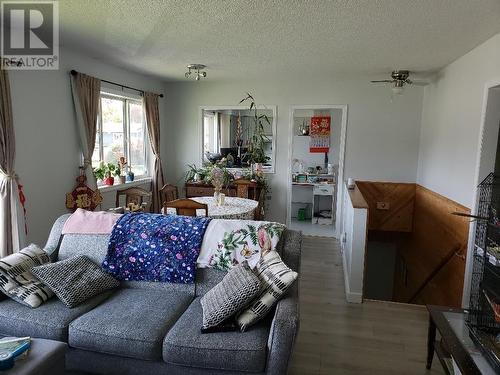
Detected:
left=417, top=32, right=500, bottom=308
left=478, top=87, right=500, bottom=181
left=9, top=47, right=165, bottom=246
left=292, top=108, right=343, bottom=170
left=417, top=33, right=500, bottom=208
left=164, top=76, right=424, bottom=223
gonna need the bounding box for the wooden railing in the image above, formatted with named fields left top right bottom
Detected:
left=356, top=181, right=470, bottom=308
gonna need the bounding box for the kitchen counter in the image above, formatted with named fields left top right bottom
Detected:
left=292, top=182, right=336, bottom=186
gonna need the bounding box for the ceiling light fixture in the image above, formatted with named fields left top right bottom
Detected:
left=391, top=84, right=404, bottom=96
left=371, top=70, right=428, bottom=99
left=185, top=64, right=207, bottom=81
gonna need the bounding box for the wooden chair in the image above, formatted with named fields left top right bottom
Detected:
left=234, top=179, right=258, bottom=200
left=159, top=184, right=179, bottom=206
left=164, top=198, right=208, bottom=217
left=254, top=188, right=266, bottom=220
left=115, top=187, right=152, bottom=212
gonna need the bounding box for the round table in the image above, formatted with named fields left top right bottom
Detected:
left=191, top=196, right=258, bottom=219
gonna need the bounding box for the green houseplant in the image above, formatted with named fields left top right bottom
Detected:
left=239, top=93, right=271, bottom=170
left=185, top=164, right=208, bottom=183
left=185, top=162, right=234, bottom=186
left=93, top=162, right=121, bottom=186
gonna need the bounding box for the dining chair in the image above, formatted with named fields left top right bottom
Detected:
left=159, top=184, right=179, bottom=207
left=234, top=179, right=258, bottom=200
left=164, top=198, right=208, bottom=217
left=254, top=188, right=266, bottom=220
left=115, top=187, right=152, bottom=212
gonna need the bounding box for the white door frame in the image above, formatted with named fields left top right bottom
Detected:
left=462, top=79, right=500, bottom=307
left=286, top=104, right=348, bottom=238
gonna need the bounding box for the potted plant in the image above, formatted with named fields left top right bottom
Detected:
left=241, top=167, right=270, bottom=217
left=93, top=162, right=121, bottom=186
left=185, top=164, right=210, bottom=183
left=239, top=93, right=271, bottom=172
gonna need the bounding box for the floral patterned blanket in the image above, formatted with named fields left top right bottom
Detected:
left=197, top=219, right=286, bottom=271
left=102, top=213, right=211, bottom=283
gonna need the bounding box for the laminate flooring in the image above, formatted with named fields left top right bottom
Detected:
left=288, top=236, right=445, bottom=375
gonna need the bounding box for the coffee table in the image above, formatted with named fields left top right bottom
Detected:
left=426, top=305, right=497, bottom=374
left=4, top=338, right=66, bottom=375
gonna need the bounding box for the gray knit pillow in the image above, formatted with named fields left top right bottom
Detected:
left=200, top=263, right=260, bottom=331
left=31, top=255, right=119, bottom=308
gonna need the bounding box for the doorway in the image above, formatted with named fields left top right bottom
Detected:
left=287, top=105, right=348, bottom=238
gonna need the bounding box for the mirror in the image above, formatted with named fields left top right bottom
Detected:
left=200, top=106, right=277, bottom=173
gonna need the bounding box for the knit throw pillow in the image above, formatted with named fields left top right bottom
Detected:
left=200, top=263, right=260, bottom=331
left=237, top=251, right=298, bottom=331
left=32, top=255, right=119, bottom=308
left=0, top=244, right=54, bottom=308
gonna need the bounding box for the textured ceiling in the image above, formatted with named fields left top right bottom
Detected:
left=59, top=0, right=500, bottom=81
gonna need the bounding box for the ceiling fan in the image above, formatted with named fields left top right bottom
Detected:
left=370, top=70, right=427, bottom=95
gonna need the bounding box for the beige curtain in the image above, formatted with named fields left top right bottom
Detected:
left=70, top=72, right=101, bottom=190
left=0, top=69, right=26, bottom=256
left=144, top=92, right=165, bottom=212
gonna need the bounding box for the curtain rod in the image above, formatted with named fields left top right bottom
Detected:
left=70, top=70, right=164, bottom=98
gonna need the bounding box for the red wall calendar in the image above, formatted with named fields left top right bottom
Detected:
left=309, top=116, right=331, bottom=153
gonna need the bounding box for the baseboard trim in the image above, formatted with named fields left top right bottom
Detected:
left=342, top=250, right=363, bottom=303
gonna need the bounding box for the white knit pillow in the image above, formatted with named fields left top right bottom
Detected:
left=237, top=251, right=297, bottom=331
left=0, top=244, right=54, bottom=308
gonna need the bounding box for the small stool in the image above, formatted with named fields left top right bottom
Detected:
left=4, top=338, right=66, bottom=375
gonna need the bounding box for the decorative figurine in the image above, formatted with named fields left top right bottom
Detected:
left=66, top=170, right=103, bottom=211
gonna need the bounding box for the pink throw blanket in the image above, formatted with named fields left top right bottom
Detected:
left=62, top=208, right=121, bottom=235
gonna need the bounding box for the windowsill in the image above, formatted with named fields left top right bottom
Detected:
left=98, top=177, right=152, bottom=193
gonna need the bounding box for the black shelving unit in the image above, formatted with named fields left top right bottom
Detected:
left=467, top=173, right=500, bottom=372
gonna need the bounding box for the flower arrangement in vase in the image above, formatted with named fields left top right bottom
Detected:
left=210, top=164, right=225, bottom=200
left=118, top=157, right=127, bottom=184
left=184, top=161, right=234, bottom=205
left=206, top=160, right=233, bottom=205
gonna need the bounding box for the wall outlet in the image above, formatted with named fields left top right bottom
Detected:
left=376, top=201, right=390, bottom=210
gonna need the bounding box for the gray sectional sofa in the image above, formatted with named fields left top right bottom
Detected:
left=0, top=214, right=301, bottom=375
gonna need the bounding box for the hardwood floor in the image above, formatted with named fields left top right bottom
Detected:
left=289, top=236, right=445, bottom=375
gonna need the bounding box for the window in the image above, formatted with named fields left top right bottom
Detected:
left=203, top=112, right=218, bottom=159
left=92, top=92, right=150, bottom=178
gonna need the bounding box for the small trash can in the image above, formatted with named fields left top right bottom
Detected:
left=297, top=208, right=306, bottom=221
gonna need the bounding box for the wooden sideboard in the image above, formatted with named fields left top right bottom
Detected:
left=185, top=183, right=236, bottom=198
left=185, top=182, right=263, bottom=201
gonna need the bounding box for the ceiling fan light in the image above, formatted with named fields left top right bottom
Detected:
left=391, top=86, right=404, bottom=95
